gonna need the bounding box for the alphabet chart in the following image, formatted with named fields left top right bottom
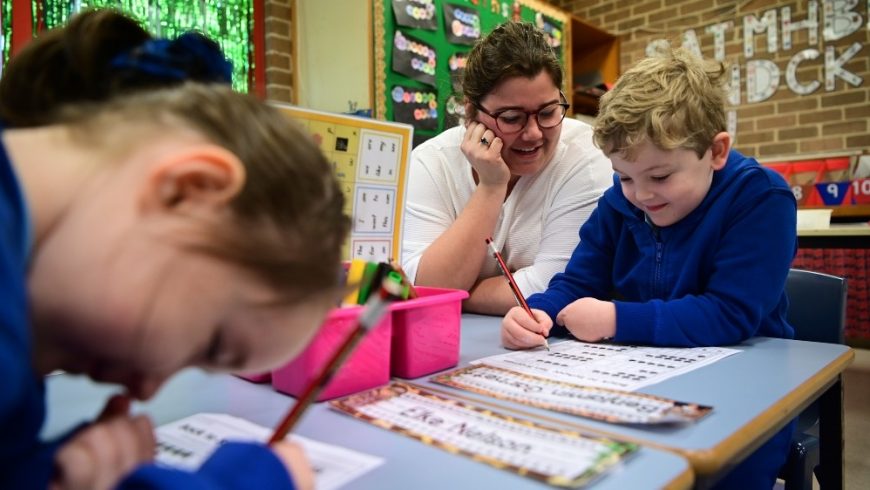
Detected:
left=473, top=341, right=739, bottom=392
left=330, top=383, right=636, bottom=487
left=155, top=413, right=383, bottom=490
left=432, top=365, right=713, bottom=425
left=271, top=104, right=413, bottom=262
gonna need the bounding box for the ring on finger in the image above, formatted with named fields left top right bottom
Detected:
left=479, top=136, right=490, bottom=146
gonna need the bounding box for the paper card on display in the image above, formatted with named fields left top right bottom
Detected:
left=432, top=365, right=713, bottom=425
left=330, top=383, right=636, bottom=488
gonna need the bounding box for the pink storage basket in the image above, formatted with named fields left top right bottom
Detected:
left=389, top=286, right=468, bottom=378
left=271, top=304, right=392, bottom=401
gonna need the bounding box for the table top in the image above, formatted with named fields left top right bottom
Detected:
left=43, top=352, right=693, bottom=489
left=43, top=313, right=853, bottom=485
left=410, top=314, right=854, bottom=477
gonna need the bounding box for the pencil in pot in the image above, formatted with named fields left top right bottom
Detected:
left=485, top=237, right=550, bottom=351
left=267, top=273, right=405, bottom=444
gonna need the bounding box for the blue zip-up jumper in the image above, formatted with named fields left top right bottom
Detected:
left=528, top=149, right=797, bottom=346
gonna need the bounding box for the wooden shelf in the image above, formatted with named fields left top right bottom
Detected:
left=567, top=16, right=619, bottom=117
left=801, top=205, right=870, bottom=218
left=571, top=91, right=601, bottom=117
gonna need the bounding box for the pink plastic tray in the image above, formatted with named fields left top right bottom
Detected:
left=390, top=286, right=468, bottom=378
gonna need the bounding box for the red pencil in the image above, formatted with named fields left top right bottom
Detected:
left=486, top=237, right=550, bottom=351
left=267, top=274, right=404, bottom=444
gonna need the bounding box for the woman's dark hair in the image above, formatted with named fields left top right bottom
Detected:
left=0, top=8, right=231, bottom=127
left=461, top=21, right=563, bottom=119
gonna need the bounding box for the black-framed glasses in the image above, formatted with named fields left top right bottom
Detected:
left=474, top=91, right=570, bottom=134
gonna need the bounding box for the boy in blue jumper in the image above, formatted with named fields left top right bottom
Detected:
left=502, top=49, right=797, bottom=488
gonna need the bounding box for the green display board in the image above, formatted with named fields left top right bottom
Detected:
left=0, top=0, right=252, bottom=92
left=373, top=0, right=568, bottom=146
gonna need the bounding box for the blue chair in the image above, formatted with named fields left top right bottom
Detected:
left=778, top=269, right=847, bottom=490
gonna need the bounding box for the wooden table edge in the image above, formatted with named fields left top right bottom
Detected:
left=663, top=464, right=695, bottom=490
left=681, top=346, right=854, bottom=475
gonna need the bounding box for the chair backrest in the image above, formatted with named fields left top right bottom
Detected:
left=785, top=268, right=847, bottom=345
left=784, top=269, right=847, bottom=433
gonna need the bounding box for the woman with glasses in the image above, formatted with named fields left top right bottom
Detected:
left=401, top=21, right=612, bottom=315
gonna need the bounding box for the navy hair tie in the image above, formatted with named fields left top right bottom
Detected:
left=111, top=32, right=233, bottom=84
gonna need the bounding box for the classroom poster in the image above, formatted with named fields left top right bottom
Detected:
left=271, top=103, right=413, bottom=263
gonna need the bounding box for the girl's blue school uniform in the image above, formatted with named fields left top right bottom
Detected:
left=0, top=129, right=295, bottom=489
left=0, top=128, right=57, bottom=490
left=528, top=149, right=797, bottom=488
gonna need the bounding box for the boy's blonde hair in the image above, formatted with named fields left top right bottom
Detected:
left=62, top=83, right=349, bottom=304
left=593, top=48, right=727, bottom=159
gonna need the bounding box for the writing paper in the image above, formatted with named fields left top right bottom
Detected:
left=432, top=365, right=712, bottom=424
left=473, top=340, right=739, bottom=391
left=155, top=413, right=383, bottom=490
left=330, top=383, right=636, bottom=487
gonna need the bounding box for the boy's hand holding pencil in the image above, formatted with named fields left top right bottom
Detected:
left=501, top=306, right=553, bottom=350
left=486, top=237, right=550, bottom=351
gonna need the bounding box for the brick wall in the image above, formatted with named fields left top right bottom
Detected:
left=546, top=0, right=870, bottom=160
left=264, top=0, right=294, bottom=103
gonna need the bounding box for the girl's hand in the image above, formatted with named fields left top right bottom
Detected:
left=556, top=297, right=616, bottom=342
left=51, top=394, right=155, bottom=490
left=461, top=121, right=511, bottom=189
left=502, top=306, right=552, bottom=350
left=271, top=440, right=315, bottom=490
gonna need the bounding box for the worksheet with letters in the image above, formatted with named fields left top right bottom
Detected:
left=474, top=340, right=739, bottom=391
left=155, top=413, right=383, bottom=490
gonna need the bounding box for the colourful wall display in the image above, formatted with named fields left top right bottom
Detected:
left=373, top=0, right=568, bottom=146
left=2, top=0, right=253, bottom=93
